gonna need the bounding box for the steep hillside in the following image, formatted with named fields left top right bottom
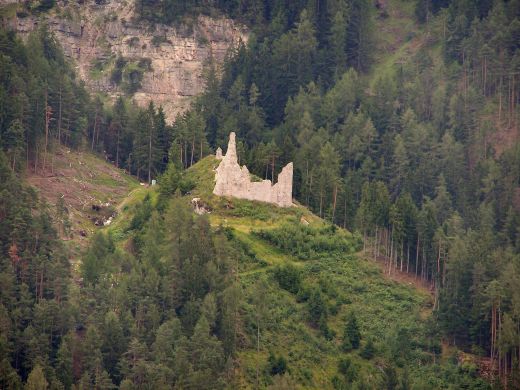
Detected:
left=99, top=156, right=488, bottom=389
left=26, top=146, right=138, bottom=267
left=4, top=0, right=246, bottom=120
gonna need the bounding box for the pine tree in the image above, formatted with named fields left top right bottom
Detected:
left=25, top=364, right=48, bottom=390
left=344, top=313, right=361, bottom=350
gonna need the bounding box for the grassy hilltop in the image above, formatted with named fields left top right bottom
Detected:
left=101, top=156, right=488, bottom=389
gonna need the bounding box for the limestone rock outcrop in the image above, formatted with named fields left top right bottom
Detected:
left=213, top=133, right=293, bottom=207
left=7, top=0, right=247, bottom=121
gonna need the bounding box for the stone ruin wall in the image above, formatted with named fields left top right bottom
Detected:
left=213, top=132, right=293, bottom=207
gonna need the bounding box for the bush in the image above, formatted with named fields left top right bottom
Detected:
left=343, top=314, right=361, bottom=351
left=308, top=287, right=327, bottom=325
left=111, top=56, right=127, bottom=85
left=268, top=353, right=287, bottom=376
left=179, top=177, right=195, bottom=194
left=337, top=357, right=358, bottom=384
left=273, top=264, right=301, bottom=294
left=253, top=223, right=358, bottom=260
left=124, top=67, right=144, bottom=93
left=319, top=316, right=335, bottom=340
left=151, top=35, right=169, bottom=46
left=126, top=36, right=140, bottom=47
left=129, top=194, right=153, bottom=231
left=360, top=339, right=375, bottom=359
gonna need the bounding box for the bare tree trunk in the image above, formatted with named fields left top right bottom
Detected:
left=389, top=226, right=394, bottom=275
left=58, top=85, right=62, bottom=145
left=499, top=75, right=503, bottom=122
left=191, top=136, right=195, bottom=167
left=415, top=235, right=420, bottom=277
left=319, top=190, right=323, bottom=218
left=374, top=226, right=378, bottom=261
left=91, top=110, right=98, bottom=151
left=43, top=89, right=50, bottom=174
left=306, top=160, right=309, bottom=205
left=26, top=124, right=30, bottom=171
left=34, top=143, right=38, bottom=173
left=332, top=184, right=338, bottom=223
left=406, top=243, right=410, bottom=273
left=148, top=126, right=152, bottom=184
left=256, top=319, right=260, bottom=389
left=184, top=141, right=188, bottom=169
left=343, top=196, right=347, bottom=229
left=271, top=155, right=275, bottom=182
left=437, top=240, right=441, bottom=279
left=400, top=241, right=404, bottom=272
left=508, top=76, right=512, bottom=128
left=116, top=126, right=120, bottom=168
left=422, top=247, right=426, bottom=280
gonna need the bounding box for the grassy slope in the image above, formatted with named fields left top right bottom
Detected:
left=26, top=146, right=139, bottom=269
left=111, top=156, right=448, bottom=389
left=369, top=0, right=422, bottom=89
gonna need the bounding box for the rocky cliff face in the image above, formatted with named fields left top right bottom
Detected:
left=9, top=0, right=247, bottom=121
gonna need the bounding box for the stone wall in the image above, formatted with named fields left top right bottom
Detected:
left=213, top=133, right=293, bottom=207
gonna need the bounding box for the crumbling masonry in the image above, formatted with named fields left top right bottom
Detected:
left=213, top=132, right=293, bottom=207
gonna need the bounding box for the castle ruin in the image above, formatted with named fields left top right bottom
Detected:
left=213, top=133, right=293, bottom=207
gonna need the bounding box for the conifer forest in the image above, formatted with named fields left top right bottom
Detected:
left=1, top=0, right=520, bottom=388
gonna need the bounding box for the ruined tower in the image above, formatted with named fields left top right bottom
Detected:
left=213, top=132, right=293, bottom=207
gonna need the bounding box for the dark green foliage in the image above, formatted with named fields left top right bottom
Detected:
left=81, top=231, right=116, bottom=285
left=360, top=339, right=375, bottom=359
left=382, top=365, right=399, bottom=390
left=268, top=352, right=287, bottom=376
left=129, top=193, right=153, bottom=231
left=343, top=314, right=361, bottom=350
left=273, top=264, right=301, bottom=294
left=307, top=287, right=327, bottom=326
left=0, top=151, right=70, bottom=383
left=337, top=357, right=358, bottom=384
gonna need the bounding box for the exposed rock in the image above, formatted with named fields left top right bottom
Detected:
left=213, top=132, right=293, bottom=207
left=8, top=0, right=247, bottom=121
left=215, top=147, right=223, bottom=160
left=191, top=197, right=210, bottom=215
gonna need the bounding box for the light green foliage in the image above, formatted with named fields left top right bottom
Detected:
left=254, top=222, right=359, bottom=260
left=25, top=364, right=48, bottom=390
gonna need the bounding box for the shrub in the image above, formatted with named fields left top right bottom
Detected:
left=360, top=339, right=375, bottom=359
left=138, top=57, right=152, bottom=71
left=343, top=313, right=361, bottom=351
left=129, top=194, right=153, bottom=231
left=126, top=36, right=140, bottom=47
left=124, top=67, right=144, bottom=93
left=337, top=357, right=358, bottom=384
left=179, top=177, right=195, bottom=194
left=111, top=56, right=127, bottom=85
left=151, top=35, right=169, bottom=46
left=273, top=264, right=301, bottom=294
left=253, top=222, right=358, bottom=260
left=268, top=353, right=287, bottom=376
left=307, top=287, right=327, bottom=325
